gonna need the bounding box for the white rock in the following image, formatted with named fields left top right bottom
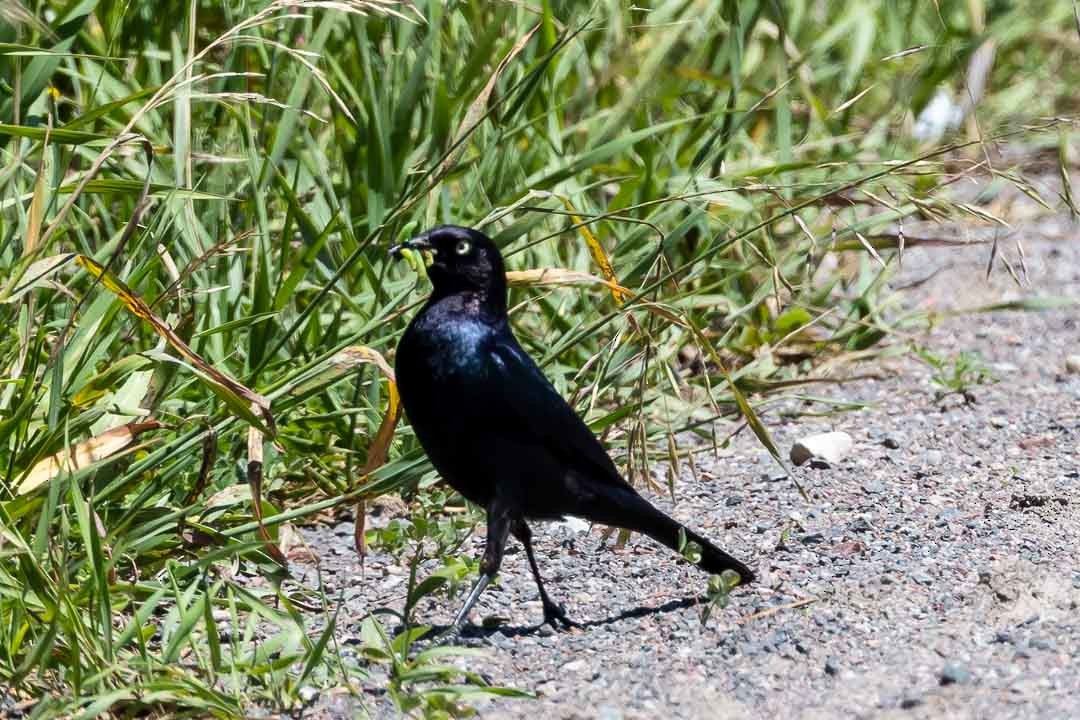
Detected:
left=1065, top=355, right=1080, bottom=374
left=552, top=516, right=591, bottom=534
left=790, top=431, right=854, bottom=467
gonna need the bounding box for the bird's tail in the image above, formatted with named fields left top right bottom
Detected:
left=576, top=485, right=755, bottom=584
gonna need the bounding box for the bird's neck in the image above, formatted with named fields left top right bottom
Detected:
left=430, top=282, right=507, bottom=317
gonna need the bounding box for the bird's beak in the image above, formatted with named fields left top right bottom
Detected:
left=389, top=234, right=434, bottom=258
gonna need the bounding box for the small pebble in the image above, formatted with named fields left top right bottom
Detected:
left=1066, top=355, right=1080, bottom=374
left=940, top=662, right=972, bottom=686
left=824, top=658, right=839, bottom=676
left=912, top=571, right=933, bottom=586
left=790, top=432, right=854, bottom=467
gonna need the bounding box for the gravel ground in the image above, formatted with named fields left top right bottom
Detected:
left=295, top=182, right=1079, bottom=719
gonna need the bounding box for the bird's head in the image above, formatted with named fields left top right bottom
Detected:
left=391, top=225, right=506, bottom=303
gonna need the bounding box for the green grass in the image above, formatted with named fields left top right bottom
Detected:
left=1, top=0, right=1077, bottom=716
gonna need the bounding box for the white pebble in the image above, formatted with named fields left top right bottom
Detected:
left=790, top=431, right=854, bottom=467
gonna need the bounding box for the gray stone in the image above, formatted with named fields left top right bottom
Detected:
left=940, top=662, right=972, bottom=686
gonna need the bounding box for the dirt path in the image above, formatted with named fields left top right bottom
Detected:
left=298, top=186, right=1079, bottom=719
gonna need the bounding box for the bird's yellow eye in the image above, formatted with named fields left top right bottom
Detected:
left=455, top=239, right=471, bottom=255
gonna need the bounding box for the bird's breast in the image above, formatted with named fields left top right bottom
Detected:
left=397, top=306, right=499, bottom=406
left=411, top=318, right=489, bottom=378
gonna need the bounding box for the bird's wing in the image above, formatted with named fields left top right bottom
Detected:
left=486, top=336, right=629, bottom=488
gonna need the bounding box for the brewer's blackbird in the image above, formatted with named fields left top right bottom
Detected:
left=391, top=225, right=753, bottom=630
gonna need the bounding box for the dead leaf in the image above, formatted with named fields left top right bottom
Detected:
left=506, top=267, right=631, bottom=295
left=18, top=420, right=161, bottom=495
left=280, top=523, right=319, bottom=564
left=247, top=421, right=287, bottom=567
left=557, top=197, right=631, bottom=305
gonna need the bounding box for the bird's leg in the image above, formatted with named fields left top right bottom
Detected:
left=513, top=521, right=578, bottom=629
left=449, top=573, right=491, bottom=630
left=447, top=501, right=513, bottom=634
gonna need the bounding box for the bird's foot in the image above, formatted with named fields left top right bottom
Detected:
left=542, top=601, right=579, bottom=630
left=424, top=620, right=463, bottom=648
left=428, top=623, right=494, bottom=649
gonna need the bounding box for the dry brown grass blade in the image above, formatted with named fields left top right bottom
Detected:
left=633, top=301, right=688, bottom=328
left=93, top=508, right=118, bottom=585
left=853, top=230, right=886, bottom=268
left=556, top=198, right=631, bottom=305
left=506, top=267, right=632, bottom=296
left=738, top=596, right=818, bottom=624
left=247, top=421, right=287, bottom=566
left=830, top=85, right=875, bottom=116
left=75, top=254, right=274, bottom=436
left=318, top=347, right=404, bottom=559
left=17, top=421, right=162, bottom=495
left=25, top=118, right=50, bottom=256
left=793, top=214, right=817, bottom=254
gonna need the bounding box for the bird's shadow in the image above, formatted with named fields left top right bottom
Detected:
left=410, top=594, right=708, bottom=642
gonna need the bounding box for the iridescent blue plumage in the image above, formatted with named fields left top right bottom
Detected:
left=392, top=225, right=754, bottom=632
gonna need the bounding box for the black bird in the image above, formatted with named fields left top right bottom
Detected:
left=391, top=225, right=753, bottom=630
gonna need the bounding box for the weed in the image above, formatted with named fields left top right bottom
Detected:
left=913, top=346, right=998, bottom=404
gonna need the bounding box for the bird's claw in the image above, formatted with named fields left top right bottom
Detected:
left=428, top=623, right=496, bottom=649
left=542, top=601, right=578, bottom=630
left=427, top=624, right=463, bottom=648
